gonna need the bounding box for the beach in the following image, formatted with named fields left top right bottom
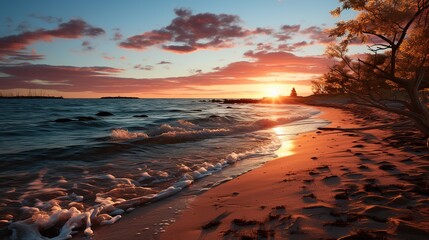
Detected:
left=159, top=105, right=429, bottom=240
left=93, top=104, right=429, bottom=240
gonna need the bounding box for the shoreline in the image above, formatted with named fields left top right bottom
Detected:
left=90, top=105, right=327, bottom=240
left=92, top=105, right=429, bottom=239
left=159, top=105, right=429, bottom=239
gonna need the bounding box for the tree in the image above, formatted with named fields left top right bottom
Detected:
left=325, top=0, right=429, bottom=136
left=290, top=87, right=298, bottom=97
left=311, top=79, right=328, bottom=95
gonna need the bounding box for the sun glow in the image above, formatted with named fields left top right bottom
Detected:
left=265, top=85, right=281, bottom=98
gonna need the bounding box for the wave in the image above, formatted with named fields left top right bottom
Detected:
left=6, top=139, right=280, bottom=240
left=110, top=114, right=314, bottom=143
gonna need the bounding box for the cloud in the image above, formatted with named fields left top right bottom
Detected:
left=0, top=51, right=329, bottom=94
left=0, top=19, right=105, bottom=57
left=81, top=41, right=94, bottom=51
left=275, top=24, right=300, bottom=41
left=277, top=41, right=312, bottom=51
left=111, top=28, right=123, bottom=41
left=113, top=32, right=123, bottom=41
left=7, top=49, right=45, bottom=61
left=29, top=14, right=63, bottom=24
left=256, top=42, right=274, bottom=51
left=157, top=61, right=172, bottom=65
left=301, top=26, right=334, bottom=44
left=102, top=53, right=115, bottom=60
left=253, top=28, right=274, bottom=35
left=16, top=22, right=31, bottom=32
left=120, top=8, right=268, bottom=53
left=134, top=64, right=153, bottom=71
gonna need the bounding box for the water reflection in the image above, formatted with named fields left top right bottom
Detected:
left=273, top=126, right=295, bottom=157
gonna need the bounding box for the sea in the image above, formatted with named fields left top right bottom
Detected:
left=0, top=98, right=329, bottom=239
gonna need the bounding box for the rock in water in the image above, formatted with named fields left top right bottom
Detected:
left=76, top=116, right=96, bottom=121
left=54, top=118, right=73, bottom=123
left=133, top=114, right=148, bottom=118
left=96, top=111, right=113, bottom=116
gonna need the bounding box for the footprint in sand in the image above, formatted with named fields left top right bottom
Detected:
left=357, top=164, right=370, bottom=170
left=378, top=163, right=397, bottom=171
left=322, top=175, right=340, bottom=186
left=342, top=172, right=365, bottom=179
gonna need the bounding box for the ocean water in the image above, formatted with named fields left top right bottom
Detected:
left=0, top=99, right=328, bottom=239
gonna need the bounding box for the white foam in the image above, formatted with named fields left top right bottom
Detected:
left=137, top=171, right=152, bottom=182
left=110, top=114, right=313, bottom=142
left=111, top=128, right=148, bottom=140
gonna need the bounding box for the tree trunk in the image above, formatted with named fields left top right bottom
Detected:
left=406, top=72, right=429, bottom=136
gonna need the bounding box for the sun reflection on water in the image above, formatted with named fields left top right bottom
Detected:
left=273, top=126, right=295, bottom=157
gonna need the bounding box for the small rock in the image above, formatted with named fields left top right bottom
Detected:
left=76, top=116, right=96, bottom=121
left=96, top=111, right=113, bottom=116
left=54, top=118, right=73, bottom=123
left=133, top=114, right=148, bottom=118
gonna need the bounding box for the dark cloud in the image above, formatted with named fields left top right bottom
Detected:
left=256, top=42, right=273, bottom=51
left=29, top=14, right=63, bottom=24
left=134, top=64, right=153, bottom=70
left=275, top=24, right=301, bottom=41
left=16, top=22, right=31, bottom=32
left=120, top=8, right=266, bottom=53
left=281, top=25, right=300, bottom=33
left=3, top=50, right=44, bottom=62
left=190, top=69, right=203, bottom=74
left=301, top=26, right=334, bottom=44
left=157, top=61, right=172, bottom=65
left=253, top=27, right=274, bottom=35
left=277, top=41, right=311, bottom=51
left=81, top=41, right=94, bottom=51
left=0, top=19, right=105, bottom=57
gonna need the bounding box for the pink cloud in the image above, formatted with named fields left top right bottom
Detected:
left=0, top=19, right=105, bottom=57
left=275, top=24, right=301, bottom=41
left=277, top=41, right=312, bottom=51
left=3, top=49, right=44, bottom=62
left=120, top=8, right=268, bottom=53
left=0, top=51, right=329, bottom=94
left=301, top=26, right=334, bottom=44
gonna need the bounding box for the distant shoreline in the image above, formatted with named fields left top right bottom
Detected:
left=100, top=96, right=139, bottom=99
left=0, top=96, right=63, bottom=99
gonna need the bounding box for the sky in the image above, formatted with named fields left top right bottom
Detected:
left=0, top=0, right=356, bottom=98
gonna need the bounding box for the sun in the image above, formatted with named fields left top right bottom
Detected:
left=265, top=85, right=281, bottom=98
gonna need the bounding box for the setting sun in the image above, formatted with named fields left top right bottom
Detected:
left=265, top=85, right=282, bottom=98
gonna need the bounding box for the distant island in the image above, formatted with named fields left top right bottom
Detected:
left=200, top=94, right=352, bottom=106
left=200, top=96, right=302, bottom=104
left=0, top=96, right=63, bottom=99
left=100, top=96, right=139, bottom=99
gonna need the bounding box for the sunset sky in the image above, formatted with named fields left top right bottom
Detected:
left=0, top=0, right=358, bottom=98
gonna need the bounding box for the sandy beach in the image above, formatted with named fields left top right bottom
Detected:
left=157, top=105, right=429, bottom=240
left=89, top=104, right=429, bottom=240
